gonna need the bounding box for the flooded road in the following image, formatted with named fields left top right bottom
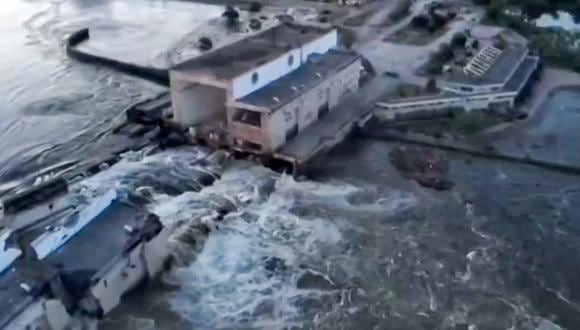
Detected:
left=2, top=0, right=580, bottom=330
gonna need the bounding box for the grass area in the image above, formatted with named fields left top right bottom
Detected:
left=483, top=7, right=580, bottom=73
left=448, top=110, right=504, bottom=135
left=385, top=83, right=441, bottom=99
left=385, top=24, right=450, bottom=45
left=383, top=109, right=505, bottom=137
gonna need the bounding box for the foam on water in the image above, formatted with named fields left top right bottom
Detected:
left=137, top=163, right=421, bottom=329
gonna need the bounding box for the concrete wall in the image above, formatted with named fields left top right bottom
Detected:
left=87, top=226, right=172, bottom=316
left=300, top=32, right=339, bottom=63
left=231, top=30, right=339, bottom=99
left=171, top=77, right=227, bottom=127
left=260, top=58, right=361, bottom=151
left=377, top=91, right=517, bottom=119
left=228, top=110, right=266, bottom=147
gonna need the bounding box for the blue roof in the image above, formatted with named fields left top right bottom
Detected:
left=237, top=49, right=361, bottom=111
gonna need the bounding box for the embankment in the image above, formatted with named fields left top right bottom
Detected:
left=66, top=28, right=170, bottom=86
left=359, top=126, right=580, bottom=176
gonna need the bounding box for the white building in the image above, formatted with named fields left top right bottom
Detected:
left=377, top=43, right=541, bottom=118
left=170, top=22, right=362, bottom=153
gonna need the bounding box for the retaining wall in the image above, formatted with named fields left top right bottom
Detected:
left=66, top=28, right=170, bottom=86
left=359, top=126, right=580, bottom=176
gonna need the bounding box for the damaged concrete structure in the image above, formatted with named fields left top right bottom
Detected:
left=0, top=188, right=172, bottom=330
left=170, top=22, right=362, bottom=166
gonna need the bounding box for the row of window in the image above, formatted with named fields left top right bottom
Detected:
left=250, top=55, right=296, bottom=85
left=389, top=94, right=515, bottom=111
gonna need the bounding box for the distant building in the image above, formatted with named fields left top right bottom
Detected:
left=170, top=22, right=361, bottom=153
left=377, top=43, right=541, bottom=117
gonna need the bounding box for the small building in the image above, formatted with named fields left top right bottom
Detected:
left=170, top=22, right=362, bottom=154
left=377, top=42, right=540, bottom=117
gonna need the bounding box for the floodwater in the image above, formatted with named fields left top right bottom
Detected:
left=2, top=1, right=580, bottom=330
left=490, top=89, right=580, bottom=167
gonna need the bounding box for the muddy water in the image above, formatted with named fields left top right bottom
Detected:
left=3, top=0, right=580, bottom=329
left=92, top=139, right=580, bottom=330
left=0, top=0, right=223, bottom=190
left=491, top=89, right=580, bottom=167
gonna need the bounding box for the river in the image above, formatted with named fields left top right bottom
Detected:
left=2, top=0, right=580, bottom=330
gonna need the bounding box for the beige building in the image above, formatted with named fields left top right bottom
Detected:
left=170, top=22, right=362, bottom=153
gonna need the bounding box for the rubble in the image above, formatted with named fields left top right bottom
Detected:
left=389, top=146, right=454, bottom=191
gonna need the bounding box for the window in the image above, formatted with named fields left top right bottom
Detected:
left=233, top=109, right=261, bottom=127
left=251, top=72, right=259, bottom=84
left=288, top=55, right=294, bottom=66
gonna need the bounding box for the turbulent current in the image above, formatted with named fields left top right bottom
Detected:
left=2, top=0, right=580, bottom=329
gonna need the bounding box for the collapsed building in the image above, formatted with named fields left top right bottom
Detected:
left=0, top=152, right=225, bottom=330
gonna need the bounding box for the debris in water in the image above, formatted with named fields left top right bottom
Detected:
left=389, top=146, right=454, bottom=191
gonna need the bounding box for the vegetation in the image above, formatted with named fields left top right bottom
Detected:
left=475, top=0, right=580, bottom=20
left=425, top=43, right=454, bottom=75
left=448, top=110, right=504, bottom=135
left=388, top=4, right=455, bottom=45
left=223, top=6, right=240, bottom=29
left=451, top=32, right=467, bottom=48
left=480, top=0, right=580, bottom=73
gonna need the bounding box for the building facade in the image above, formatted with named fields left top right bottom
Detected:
left=377, top=43, right=541, bottom=117
left=170, top=23, right=361, bottom=153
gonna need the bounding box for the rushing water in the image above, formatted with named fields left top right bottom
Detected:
left=3, top=0, right=580, bottom=329
left=0, top=0, right=227, bottom=190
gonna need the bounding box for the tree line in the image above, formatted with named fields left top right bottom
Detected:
left=474, top=0, right=580, bottom=21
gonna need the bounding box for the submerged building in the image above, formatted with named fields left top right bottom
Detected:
left=170, top=22, right=362, bottom=155
left=377, top=43, right=541, bottom=117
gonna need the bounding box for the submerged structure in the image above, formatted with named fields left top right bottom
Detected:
left=170, top=22, right=366, bottom=173
left=0, top=185, right=170, bottom=329
left=0, top=150, right=225, bottom=330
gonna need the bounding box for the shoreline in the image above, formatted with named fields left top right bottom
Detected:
left=479, top=67, right=580, bottom=139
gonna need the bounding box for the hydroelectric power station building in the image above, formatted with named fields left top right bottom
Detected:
left=170, top=22, right=364, bottom=172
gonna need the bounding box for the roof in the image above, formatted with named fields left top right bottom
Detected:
left=0, top=201, right=153, bottom=328
left=171, top=23, right=334, bottom=81
left=504, top=56, right=540, bottom=92
left=236, top=49, right=361, bottom=111
left=447, top=44, right=529, bottom=86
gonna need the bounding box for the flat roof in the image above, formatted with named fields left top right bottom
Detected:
left=504, top=56, right=539, bottom=92
left=171, top=23, right=333, bottom=81
left=236, top=49, right=360, bottom=111
left=45, top=201, right=147, bottom=274
left=0, top=201, right=152, bottom=328
left=447, top=44, right=529, bottom=86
